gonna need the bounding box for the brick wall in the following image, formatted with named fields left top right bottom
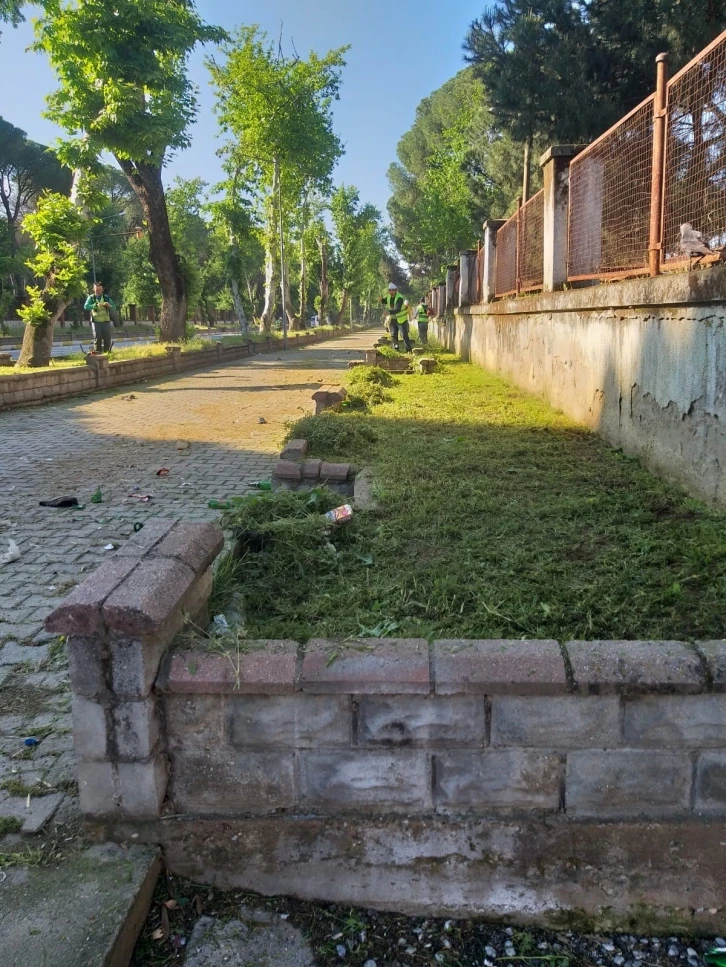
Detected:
left=45, top=522, right=726, bottom=930
left=0, top=328, right=350, bottom=411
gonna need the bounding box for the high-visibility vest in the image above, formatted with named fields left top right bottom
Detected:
left=417, top=303, right=429, bottom=324
left=382, top=292, right=408, bottom=323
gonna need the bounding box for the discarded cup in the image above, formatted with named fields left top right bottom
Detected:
left=324, top=504, right=354, bottom=525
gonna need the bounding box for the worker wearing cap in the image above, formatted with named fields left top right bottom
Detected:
left=380, top=283, right=412, bottom=352
left=416, top=298, right=433, bottom=345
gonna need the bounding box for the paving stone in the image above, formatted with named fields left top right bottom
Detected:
left=0, top=792, right=64, bottom=833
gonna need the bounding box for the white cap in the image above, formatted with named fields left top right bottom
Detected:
left=388, top=282, right=397, bottom=290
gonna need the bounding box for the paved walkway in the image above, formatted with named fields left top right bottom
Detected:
left=0, top=328, right=376, bottom=836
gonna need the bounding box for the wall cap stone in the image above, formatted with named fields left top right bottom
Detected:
left=567, top=640, right=705, bottom=694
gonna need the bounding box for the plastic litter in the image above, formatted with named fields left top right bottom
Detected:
left=0, top=540, right=21, bottom=566
left=213, top=614, right=230, bottom=632
left=176, top=441, right=190, bottom=451
left=128, top=493, right=153, bottom=502
left=257, top=417, right=267, bottom=424
left=706, top=949, right=726, bottom=966
left=249, top=480, right=272, bottom=491
left=156, top=468, right=170, bottom=477
left=208, top=499, right=232, bottom=510
left=133, top=522, right=144, bottom=533
left=23, top=737, right=39, bottom=747
left=39, top=497, right=79, bottom=508
left=91, top=487, right=103, bottom=504
left=103, top=543, right=117, bottom=551
left=324, top=504, right=354, bottom=526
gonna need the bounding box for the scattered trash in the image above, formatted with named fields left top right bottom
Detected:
left=324, top=504, right=354, bottom=526
left=176, top=441, right=190, bottom=451
left=258, top=417, right=267, bottom=424
left=0, top=540, right=21, bottom=566
left=121, top=394, right=137, bottom=401
left=249, top=480, right=272, bottom=491
left=128, top=493, right=153, bottom=502
left=91, top=488, right=103, bottom=504
left=39, top=496, right=79, bottom=508
left=208, top=499, right=232, bottom=510
left=133, top=522, right=144, bottom=533
left=103, top=543, right=118, bottom=551
left=23, top=737, right=39, bottom=747
left=706, top=949, right=726, bottom=967
left=213, top=614, right=230, bottom=632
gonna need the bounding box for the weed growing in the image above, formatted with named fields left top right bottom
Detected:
left=223, top=349, right=726, bottom=642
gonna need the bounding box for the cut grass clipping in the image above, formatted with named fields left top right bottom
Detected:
left=223, top=347, right=726, bottom=643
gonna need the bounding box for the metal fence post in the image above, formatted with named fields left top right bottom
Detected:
left=515, top=197, right=522, bottom=296
left=649, top=52, right=669, bottom=277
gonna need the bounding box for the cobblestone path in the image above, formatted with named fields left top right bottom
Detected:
left=0, top=329, right=376, bottom=836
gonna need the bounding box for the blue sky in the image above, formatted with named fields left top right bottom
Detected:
left=0, top=0, right=487, bottom=218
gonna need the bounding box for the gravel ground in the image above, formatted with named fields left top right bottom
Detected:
left=131, top=872, right=724, bottom=967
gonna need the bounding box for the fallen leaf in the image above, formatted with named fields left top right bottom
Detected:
left=193, top=894, right=203, bottom=915
left=161, top=905, right=170, bottom=938
left=151, top=928, right=165, bottom=942
left=163, top=899, right=180, bottom=911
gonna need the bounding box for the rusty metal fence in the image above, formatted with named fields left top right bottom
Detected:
left=568, top=95, right=655, bottom=281
left=519, top=189, right=545, bottom=290
left=495, top=209, right=519, bottom=297
left=663, top=33, right=726, bottom=265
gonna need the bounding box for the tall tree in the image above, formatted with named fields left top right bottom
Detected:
left=209, top=26, right=346, bottom=331
left=33, top=0, right=224, bottom=342
left=330, top=185, right=385, bottom=325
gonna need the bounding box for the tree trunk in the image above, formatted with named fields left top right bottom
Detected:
left=231, top=277, right=248, bottom=334
left=16, top=301, right=68, bottom=367
left=334, top=289, right=349, bottom=327
left=260, top=240, right=278, bottom=331
left=283, top=267, right=300, bottom=331
left=298, top=231, right=307, bottom=330
left=318, top=237, right=329, bottom=324
left=117, top=158, right=187, bottom=342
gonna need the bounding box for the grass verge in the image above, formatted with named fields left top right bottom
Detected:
left=222, top=346, right=726, bottom=642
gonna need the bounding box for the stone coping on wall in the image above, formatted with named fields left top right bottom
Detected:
left=158, top=636, right=724, bottom=696
left=466, top=263, right=726, bottom=316
left=0, top=326, right=358, bottom=411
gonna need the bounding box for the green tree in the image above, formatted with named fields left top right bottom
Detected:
left=330, top=185, right=386, bottom=325
left=15, top=191, right=88, bottom=366
left=209, top=26, right=347, bottom=330
left=32, top=0, right=224, bottom=342
left=0, top=0, right=22, bottom=39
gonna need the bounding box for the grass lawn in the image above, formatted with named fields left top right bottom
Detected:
left=223, top=347, right=726, bottom=643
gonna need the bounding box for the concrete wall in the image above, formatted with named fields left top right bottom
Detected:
left=436, top=268, right=726, bottom=504
left=44, top=526, right=726, bottom=933
left=0, top=328, right=350, bottom=412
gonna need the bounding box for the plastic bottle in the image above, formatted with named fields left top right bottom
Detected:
left=249, top=480, right=272, bottom=491
left=208, top=499, right=232, bottom=510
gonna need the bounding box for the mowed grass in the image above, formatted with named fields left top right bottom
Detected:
left=234, top=349, right=726, bottom=642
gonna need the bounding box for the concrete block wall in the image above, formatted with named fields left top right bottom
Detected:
left=158, top=636, right=726, bottom=822
left=46, top=525, right=726, bottom=928
left=434, top=269, right=726, bottom=505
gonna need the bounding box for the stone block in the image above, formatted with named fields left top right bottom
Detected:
left=695, top=752, right=726, bottom=814
left=302, top=459, right=322, bottom=480
left=358, top=695, right=487, bottom=748
left=302, top=751, right=430, bottom=810
left=170, top=750, right=295, bottom=814
left=72, top=696, right=109, bottom=761
left=319, top=462, right=350, bottom=483
left=161, top=641, right=299, bottom=694
left=67, top=636, right=108, bottom=698
left=567, top=640, right=705, bottom=694
left=102, top=558, right=196, bottom=637
left=164, top=695, right=226, bottom=750
left=624, top=695, right=726, bottom=747
left=434, top=751, right=562, bottom=811
left=116, top=517, right=176, bottom=558
left=230, top=694, right=351, bottom=748
left=433, top=639, right=566, bottom=695
left=44, top=556, right=140, bottom=636
left=113, top=698, right=160, bottom=760
left=491, top=696, right=621, bottom=748
left=303, top=639, right=430, bottom=694
left=273, top=460, right=303, bottom=482
left=152, top=522, right=224, bottom=576
left=117, top=755, right=168, bottom=818
left=353, top=467, right=379, bottom=511
left=109, top=634, right=168, bottom=699
left=77, top=760, right=119, bottom=817
left=697, top=641, right=726, bottom=692
left=280, top=439, right=309, bottom=462
left=566, top=750, right=692, bottom=818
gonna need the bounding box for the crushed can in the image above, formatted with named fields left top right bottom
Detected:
left=324, top=504, right=354, bottom=526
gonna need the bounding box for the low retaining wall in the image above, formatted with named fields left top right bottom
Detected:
left=45, top=524, right=726, bottom=932
left=436, top=269, right=726, bottom=504
left=0, top=328, right=353, bottom=411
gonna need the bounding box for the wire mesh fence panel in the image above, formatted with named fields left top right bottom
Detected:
left=663, top=34, right=726, bottom=264
left=495, top=213, right=518, bottom=297
left=520, top=189, right=545, bottom=290
left=568, top=95, right=654, bottom=280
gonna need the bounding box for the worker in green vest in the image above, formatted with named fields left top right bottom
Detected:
left=416, top=298, right=433, bottom=345
left=84, top=281, right=117, bottom=353
left=380, top=282, right=411, bottom=352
